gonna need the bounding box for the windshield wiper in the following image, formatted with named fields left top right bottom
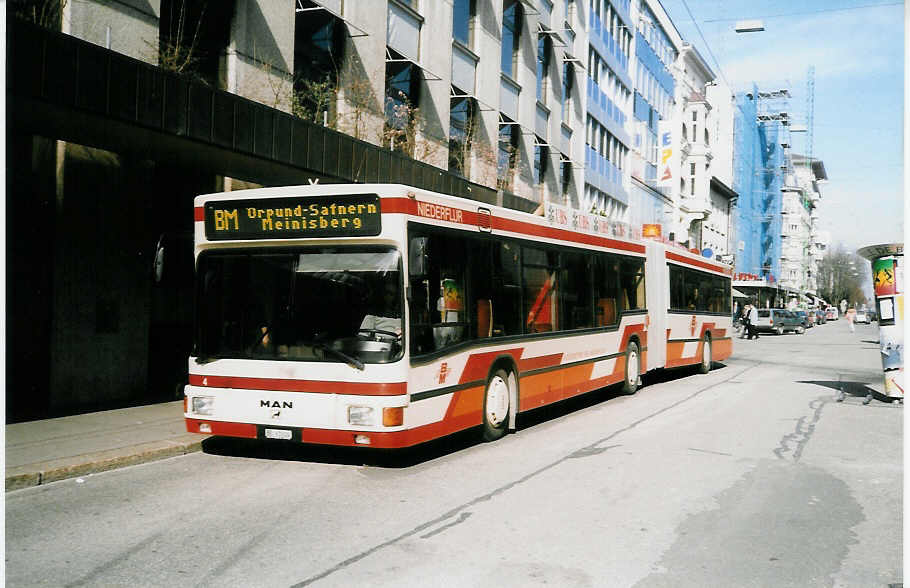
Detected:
left=313, top=342, right=365, bottom=371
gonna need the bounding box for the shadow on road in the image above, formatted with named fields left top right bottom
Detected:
left=797, top=380, right=898, bottom=405
left=201, top=363, right=731, bottom=467
left=201, top=430, right=486, bottom=468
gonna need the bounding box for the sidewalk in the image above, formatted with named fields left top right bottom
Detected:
left=6, top=401, right=206, bottom=492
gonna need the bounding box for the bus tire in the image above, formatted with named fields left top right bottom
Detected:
left=481, top=369, right=511, bottom=441
left=622, top=341, right=640, bottom=395
left=699, top=337, right=712, bottom=374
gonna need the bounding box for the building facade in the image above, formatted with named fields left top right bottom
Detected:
left=9, top=0, right=825, bottom=420
left=780, top=154, right=827, bottom=297
left=669, top=43, right=736, bottom=256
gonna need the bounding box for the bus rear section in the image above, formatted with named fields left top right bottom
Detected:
left=660, top=246, right=734, bottom=371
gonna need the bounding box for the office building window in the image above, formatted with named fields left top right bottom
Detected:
left=453, top=0, right=475, bottom=47
left=537, top=36, right=551, bottom=103
left=501, top=0, right=521, bottom=78
left=498, top=118, right=520, bottom=190
left=534, top=140, right=549, bottom=185
left=562, top=61, right=574, bottom=120
left=293, top=2, right=344, bottom=122
left=385, top=49, right=422, bottom=154
left=449, top=94, right=476, bottom=176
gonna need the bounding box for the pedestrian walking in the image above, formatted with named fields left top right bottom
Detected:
left=845, top=306, right=856, bottom=333
left=747, top=304, right=760, bottom=340
left=739, top=303, right=750, bottom=339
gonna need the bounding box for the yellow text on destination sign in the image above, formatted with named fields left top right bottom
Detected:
left=204, top=194, right=382, bottom=240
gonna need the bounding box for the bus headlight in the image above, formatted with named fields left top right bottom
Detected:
left=192, top=396, right=215, bottom=416
left=347, top=405, right=375, bottom=426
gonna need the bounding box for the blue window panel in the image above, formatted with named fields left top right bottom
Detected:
left=634, top=92, right=650, bottom=121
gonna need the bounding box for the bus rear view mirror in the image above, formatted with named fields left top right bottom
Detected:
left=409, top=237, right=428, bottom=277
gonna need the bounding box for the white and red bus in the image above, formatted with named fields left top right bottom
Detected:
left=184, top=183, right=732, bottom=448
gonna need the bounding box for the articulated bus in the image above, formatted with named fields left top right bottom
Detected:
left=185, top=184, right=732, bottom=448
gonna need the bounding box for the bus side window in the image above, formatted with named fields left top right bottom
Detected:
left=476, top=299, right=492, bottom=337
left=467, top=239, right=493, bottom=339
left=522, top=247, right=559, bottom=333
left=596, top=298, right=616, bottom=326
left=620, top=258, right=646, bottom=311
left=491, top=242, right=521, bottom=336
left=561, top=251, right=593, bottom=329
left=593, top=255, right=618, bottom=326
left=669, top=265, right=686, bottom=310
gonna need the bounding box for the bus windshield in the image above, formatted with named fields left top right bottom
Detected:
left=195, top=246, right=404, bottom=365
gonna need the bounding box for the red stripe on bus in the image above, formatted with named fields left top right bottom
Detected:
left=458, top=349, right=525, bottom=384
left=380, top=197, right=416, bottom=215
left=186, top=418, right=474, bottom=449
left=665, top=251, right=733, bottom=275
left=194, top=207, right=205, bottom=221
left=492, top=216, right=646, bottom=253
left=380, top=197, right=646, bottom=254
left=188, top=374, right=407, bottom=396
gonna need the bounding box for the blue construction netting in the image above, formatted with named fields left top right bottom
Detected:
left=733, top=85, right=783, bottom=282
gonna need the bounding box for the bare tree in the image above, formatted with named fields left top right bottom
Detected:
left=11, top=0, right=67, bottom=29
left=155, top=0, right=208, bottom=78
left=817, top=245, right=868, bottom=307
left=291, top=75, right=338, bottom=125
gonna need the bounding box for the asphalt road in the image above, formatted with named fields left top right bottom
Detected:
left=6, top=319, right=902, bottom=587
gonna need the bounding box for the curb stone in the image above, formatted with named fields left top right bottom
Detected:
left=6, top=435, right=206, bottom=492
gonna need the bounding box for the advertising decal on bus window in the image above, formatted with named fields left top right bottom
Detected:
left=205, top=194, right=381, bottom=240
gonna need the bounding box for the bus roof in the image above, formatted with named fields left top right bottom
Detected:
left=195, top=183, right=732, bottom=274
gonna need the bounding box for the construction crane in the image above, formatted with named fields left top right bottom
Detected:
left=806, top=65, right=815, bottom=167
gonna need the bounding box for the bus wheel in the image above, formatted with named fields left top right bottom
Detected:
left=482, top=369, right=511, bottom=441
left=622, top=342, right=640, bottom=395
left=699, top=337, right=712, bottom=374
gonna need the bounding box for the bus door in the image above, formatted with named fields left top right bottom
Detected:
left=644, top=242, right=668, bottom=371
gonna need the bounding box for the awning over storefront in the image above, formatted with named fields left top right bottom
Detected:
left=732, top=288, right=750, bottom=298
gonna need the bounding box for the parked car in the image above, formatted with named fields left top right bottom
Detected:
left=854, top=309, right=869, bottom=324
left=794, top=310, right=814, bottom=328
left=867, top=309, right=878, bottom=322
left=755, top=308, right=805, bottom=335
left=825, top=307, right=839, bottom=320
left=814, top=309, right=827, bottom=324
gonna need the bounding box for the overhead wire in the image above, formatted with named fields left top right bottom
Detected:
left=678, top=0, right=730, bottom=89
left=703, top=1, right=903, bottom=22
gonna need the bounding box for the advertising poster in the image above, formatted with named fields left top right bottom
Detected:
left=441, top=278, right=464, bottom=312
left=657, top=121, right=675, bottom=188
left=873, top=258, right=897, bottom=296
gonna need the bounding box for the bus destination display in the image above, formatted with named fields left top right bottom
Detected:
left=205, top=194, right=381, bottom=240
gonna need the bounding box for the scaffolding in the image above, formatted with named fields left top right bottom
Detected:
left=733, top=84, right=790, bottom=282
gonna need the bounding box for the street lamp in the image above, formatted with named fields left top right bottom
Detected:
left=735, top=19, right=765, bottom=33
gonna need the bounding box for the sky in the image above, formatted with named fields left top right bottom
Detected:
left=658, top=0, right=905, bottom=254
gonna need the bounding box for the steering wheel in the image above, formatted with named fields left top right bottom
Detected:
left=357, top=328, right=402, bottom=341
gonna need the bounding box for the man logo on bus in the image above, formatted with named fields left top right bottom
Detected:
left=438, top=362, right=450, bottom=384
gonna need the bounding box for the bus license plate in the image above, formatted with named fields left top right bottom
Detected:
left=264, top=428, right=292, bottom=440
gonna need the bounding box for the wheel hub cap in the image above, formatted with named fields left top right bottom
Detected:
left=486, top=376, right=509, bottom=427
